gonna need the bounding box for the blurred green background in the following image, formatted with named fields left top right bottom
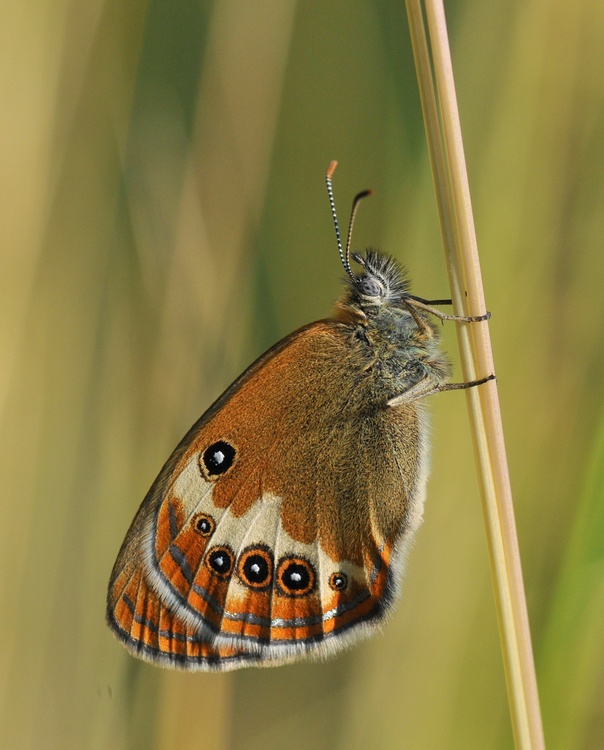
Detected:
left=2, top=1, right=604, bottom=748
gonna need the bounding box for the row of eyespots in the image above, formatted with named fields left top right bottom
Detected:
left=205, top=544, right=318, bottom=597
left=193, top=513, right=348, bottom=596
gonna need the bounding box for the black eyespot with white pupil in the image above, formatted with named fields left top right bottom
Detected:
left=193, top=513, right=215, bottom=537
left=201, top=440, right=236, bottom=477
left=206, top=546, right=234, bottom=578
left=329, top=572, right=348, bottom=591
left=277, top=556, right=316, bottom=597
left=237, top=546, right=273, bottom=590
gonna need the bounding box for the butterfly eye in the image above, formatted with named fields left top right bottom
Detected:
left=205, top=546, right=234, bottom=578
left=237, top=546, right=273, bottom=590
left=200, top=440, right=236, bottom=478
left=276, top=556, right=316, bottom=597
left=358, top=276, right=384, bottom=298
left=192, top=513, right=215, bottom=537
left=328, top=572, right=348, bottom=591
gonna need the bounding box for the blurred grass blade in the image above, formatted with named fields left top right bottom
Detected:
left=538, top=414, right=604, bottom=747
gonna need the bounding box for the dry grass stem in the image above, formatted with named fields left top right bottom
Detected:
left=406, top=1, right=545, bottom=747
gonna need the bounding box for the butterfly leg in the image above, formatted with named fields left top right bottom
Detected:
left=388, top=373, right=495, bottom=406
left=406, top=296, right=491, bottom=323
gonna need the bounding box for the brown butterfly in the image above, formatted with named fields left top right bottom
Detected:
left=106, top=162, right=493, bottom=671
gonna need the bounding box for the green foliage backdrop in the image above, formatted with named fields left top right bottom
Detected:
left=1, top=1, right=603, bottom=748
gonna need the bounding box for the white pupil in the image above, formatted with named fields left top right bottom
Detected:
left=216, top=556, right=224, bottom=566
left=291, top=572, right=302, bottom=582
left=251, top=563, right=260, bottom=574
left=214, top=450, right=225, bottom=464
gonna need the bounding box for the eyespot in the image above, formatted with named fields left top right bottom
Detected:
left=192, top=513, right=215, bottom=537
left=276, top=556, right=316, bottom=597
left=199, top=440, right=236, bottom=478
left=205, top=546, right=234, bottom=578
left=237, top=546, right=273, bottom=590
left=328, top=572, right=348, bottom=591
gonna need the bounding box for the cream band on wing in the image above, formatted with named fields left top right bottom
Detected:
left=139, top=452, right=392, bottom=650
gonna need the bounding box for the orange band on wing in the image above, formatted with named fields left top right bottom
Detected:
left=107, top=565, right=264, bottom=669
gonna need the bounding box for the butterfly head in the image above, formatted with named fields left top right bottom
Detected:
left=347, top=250, right=412, bottom=309
left=337, top=249, right=427, bottom=333
left=324, top=164, right=434, bottom=343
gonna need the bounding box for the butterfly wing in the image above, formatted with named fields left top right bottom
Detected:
left=107, top=321, right=429, bottom=670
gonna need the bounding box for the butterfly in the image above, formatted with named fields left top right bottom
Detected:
left=106, top=161, right=493, bottom=671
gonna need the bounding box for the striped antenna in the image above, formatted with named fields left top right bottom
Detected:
left=345, top=188, right=372, bottom=266
left=325, top=161, right=372, bottom=280
left=325, top=161, right=354, bottom=280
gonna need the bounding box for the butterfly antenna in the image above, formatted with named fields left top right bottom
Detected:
left=325, top=161, right=354, bottom=280
left=345, top=188, right=372, bottom=270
